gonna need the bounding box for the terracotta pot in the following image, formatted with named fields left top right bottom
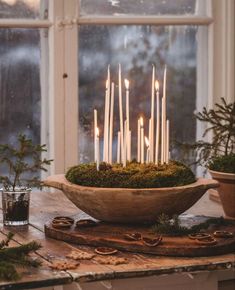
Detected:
left=209, top=170, right=235, bottom=219
left=44, top=174, right=219, bottom=224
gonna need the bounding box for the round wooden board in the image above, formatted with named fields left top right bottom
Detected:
left=44, top=219, right=235, bottom=257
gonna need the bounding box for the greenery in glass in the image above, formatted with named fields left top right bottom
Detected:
left=0, top=134, right=52, bottom=225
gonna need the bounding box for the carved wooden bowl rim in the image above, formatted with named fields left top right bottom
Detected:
left=44, top=174, right=219, bottom=193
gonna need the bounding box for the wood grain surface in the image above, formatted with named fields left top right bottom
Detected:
left=0, top=189, right=234, bottom=289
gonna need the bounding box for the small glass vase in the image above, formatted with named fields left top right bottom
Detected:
left=1, top=188, right=31, bottom=226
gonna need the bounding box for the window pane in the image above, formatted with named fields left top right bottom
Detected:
left=80, top=0, right=205, bottom=16
left=79, top=25, right=208, bottom=166
left=0, top=0, right=48, bottom=19
left=0, top=28, right=49, bottom=175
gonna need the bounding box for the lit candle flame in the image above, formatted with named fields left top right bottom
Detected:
left=96, top=127, right=99, bottom=137
left=140, top=116, right=144, bottom=127
left=124, top=79, right=129, bottom=90
left=155, top=80, right=159, bottom=92
left=145, top=136, right=150, bottom=148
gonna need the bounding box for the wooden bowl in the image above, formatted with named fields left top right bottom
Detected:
left=44, top=175, right=219, bottom=224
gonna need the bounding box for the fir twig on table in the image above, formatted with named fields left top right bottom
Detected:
left=0, top=233, right=42, bottom=281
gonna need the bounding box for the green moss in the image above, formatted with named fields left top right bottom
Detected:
left=208, top=153, right=235, bottom=174
left=65, top=161, right=196, bottom=188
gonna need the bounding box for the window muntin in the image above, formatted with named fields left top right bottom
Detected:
left=79, top=25, right=207, bottom=165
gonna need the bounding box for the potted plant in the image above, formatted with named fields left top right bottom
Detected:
left=0, top=134, right=52, bottom=226
left=182, top=98, right=235, bottom=218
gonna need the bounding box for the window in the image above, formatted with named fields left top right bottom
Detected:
left=0, top=0, right=233, bottom=175
left=0, top=0, right=49, bottom=178
left=79, top=25, right=207, bottom=165
left=77, top=0, right=211, bottom=167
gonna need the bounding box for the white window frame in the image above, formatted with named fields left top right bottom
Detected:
left=0, top=0, right=234, bottom=175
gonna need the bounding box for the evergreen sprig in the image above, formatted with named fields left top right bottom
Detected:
left=152, top=214, right=230, bottom=236
left=0, top=134, right=52, bottom=191
left=0, top=232, right=42, bottom=281
left=177, top=98, right=235, bottom=169
left=196, top=98, right=234, bottom=157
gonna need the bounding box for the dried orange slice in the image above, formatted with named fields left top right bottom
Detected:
left=196, top=236, right=217, bottom=246
left=95, top=247, right=118, bottom=255
left=124, top=232, right=142, bottom=241
left=142, top=236, right=162, bottom=247
left=52, top=220, right=72, bottom=229
left=213, top=231, right=234, bottom=238
left=188, top=233, right=211, bottom=240
left=76, top=219, right=97, bottom=227
left=53, top=216, right=74, bottom=225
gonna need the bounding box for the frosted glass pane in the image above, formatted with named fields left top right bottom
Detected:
left=79, top=25, right=207, bottom=165
left=0, top=0, right=48, bottom=19
left=0, top=28, right=46, bottom=147
left=80, top=0, right=203, bottom=16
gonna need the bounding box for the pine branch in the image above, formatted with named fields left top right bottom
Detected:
left=0, top=261, right=20, bottom=281
left=176, top=98, right=235, bottom=167
left=0, top=241, right=42, bottom=259
left=0, top=134, right=52, bottom=190
left=6, top=256, right=41, bottom=268
left=0, top=232, right=14, bottom=250
left=0, top=233, right=42, bottom=281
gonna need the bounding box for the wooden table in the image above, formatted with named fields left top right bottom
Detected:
left=0, top=190, right=234, bottom=290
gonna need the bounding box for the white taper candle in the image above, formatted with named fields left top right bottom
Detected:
left=155, top=81, right=160, bottom=164
left=163, top=65, right=167, bottom=163
left=124, top=79, right=130, bottom=131
left=103, top=79, right=110, bottom=162
left=128, top=130, right=131, bottom=161
left=123, top=120, right=127, bottom=167
left=94, top=109, right=97, bottom=162
left=118, top=64, right=124, bottom=165
left=161, top=96, right=165, bottom=165
left=96, top=127, right=100, bottom=171
left=124, top=79, right=130, bottom=161
left=145, top=136, right=150, bottom=164
left=148, top=118, right=152, bottom=152
left=140, top=117, right=144, bottom=164
left=166, top=119, right=170, bottom=164
left=137, top=118, right=140, bottom=162
left=117, top=131, right=121, bottom=163
left=109, top=82, right=114, bottom=164
left=150, top=65, right=155, bottom=162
